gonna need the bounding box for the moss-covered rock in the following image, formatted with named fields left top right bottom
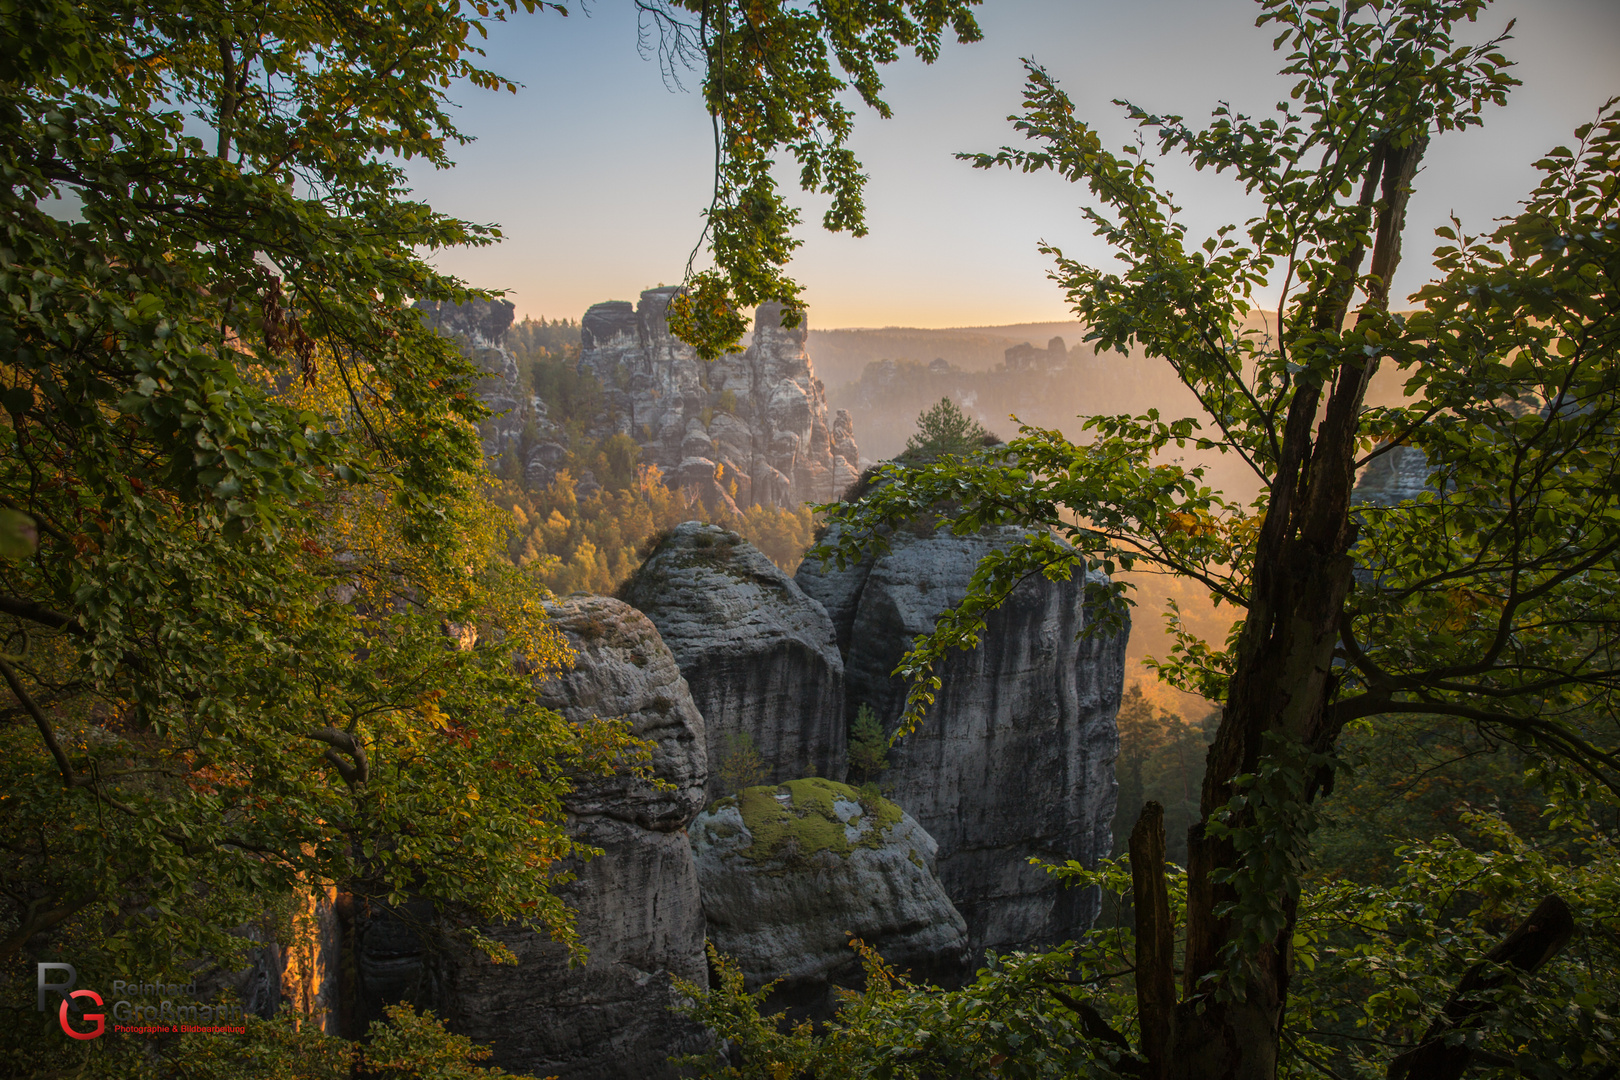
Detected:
left=689, top=777, right=969, bottom=1004
left=731, top=778, right=904, bottom=863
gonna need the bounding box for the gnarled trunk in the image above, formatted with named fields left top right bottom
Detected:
left=1156, top=135, right=1429, bottom=1080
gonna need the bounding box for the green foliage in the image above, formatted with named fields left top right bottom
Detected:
left=0, top=509, right=36, bottom=561
left=647, top=0, right=985, bottom=357
left=358, top=1004, right=552, bottom=1079
left=1311, top=714, right=1557, bottom=883
left=507, top=316, right=581, bottom=361
left=673, top=943, right=816, bottom=1079
left=525, top=351, right=602, bottom=441
left=679, top=808, right=1619, bottom=1079
left=716, top=732, right=766, bottom=799
left=848, top=704, right=891, bottom=783
left=1285, top=808, right=1620, bottom=1078
left=903, top=396, right=995, bottom=459
left=1112, top=685, right=1213, bottom=865
left=811, top=0, right=1618, bottom=1061
left=0, top=0, right=649, bottom=1072
left=499, top=467, right=816, bottom=595
left=675, top=938, right=1136, bottom=1079
left=150, top=1003, right=549, bottom=1079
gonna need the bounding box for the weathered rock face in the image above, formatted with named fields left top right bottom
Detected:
left=352, top=596, right=710, bottom=1080
left=1352, top=443, right=1431, bottom=505
left=796, top=525, right=1125, bottom=956
left=535, top=594, right=709, bottom=829
left=578, top=288, right=861, bottom=512
left=620, top=522, right=845, bottom=797
left=419, top=290, right=862, bottom=504
left=208, top=886, right=342, bottom=1030
left=691, top=778, right=969, bottom=1009
left=414, top=298, right=532, bottom=471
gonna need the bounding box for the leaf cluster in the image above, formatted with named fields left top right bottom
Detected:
left=638, top=0, right=983, bottom=357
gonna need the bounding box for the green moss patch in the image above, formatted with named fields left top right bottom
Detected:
left=734, top=777, right=905, bottom=864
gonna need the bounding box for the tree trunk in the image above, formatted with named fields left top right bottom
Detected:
left=1166, top=135, right=1430, bottom=1080
left=1131, top=802, right=1176, bottom=1080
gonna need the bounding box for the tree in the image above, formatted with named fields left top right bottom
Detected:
left=814, top=1, right=1619, bottom=1076
left=905, top=396, right=996, bottom=459
left=0, top=0, right=644, bottom=1070
left=633, top=0, right=985, bottom=357
left=1113, top=686, right=1210, bottom=867
left=848, top=703, right=891, bottom=784
left=0, top=0, right=989, bottom=1071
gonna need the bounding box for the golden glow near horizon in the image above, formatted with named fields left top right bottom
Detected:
left=407, top=0, right=1619, bottom=330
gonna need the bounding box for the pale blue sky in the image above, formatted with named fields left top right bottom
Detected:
left=406, top=0, right=1620, bottom=328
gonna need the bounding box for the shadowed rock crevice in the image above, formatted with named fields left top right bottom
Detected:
left=797, top=523, right=1126, bottom=956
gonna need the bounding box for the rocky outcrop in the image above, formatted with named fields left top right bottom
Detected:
left=414, top=298, right=533, bottom=472
left=352, top=596, right=709, bottom=1080
left=620, top=522, right=845, bottom=797
left=690, top=778, right=968, bottom=1010
left=796, top=525, right=1125, bottom=956
left=420, top=290, right=862, bottom=504
left=578, top=288, right=861, bottom=512
left=1352, top=443, right=1431, bottom=505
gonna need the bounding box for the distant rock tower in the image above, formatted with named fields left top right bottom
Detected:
left=577, top=288, right=862, bottom=512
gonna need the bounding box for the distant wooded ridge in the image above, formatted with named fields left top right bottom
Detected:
left=807, top=322, right=1087, bottom=389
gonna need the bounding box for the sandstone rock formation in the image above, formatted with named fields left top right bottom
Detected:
left=619, top=522, right=845, bottom=797
left=690, top=778, right=968, bottom=1009
left=796, top=525, right=1125, bottom=956
left=1352, top=443, right=1432, bottom=505
left=418, top=290, right=863, bottom=506
left=351, top=596, right=709, bottom=1080
left=414, top=297, right=530, bottom=471
left=578, top=288, right=861, bottom=512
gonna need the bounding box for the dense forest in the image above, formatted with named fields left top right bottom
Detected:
left=493, top=319, right=816, bottom=592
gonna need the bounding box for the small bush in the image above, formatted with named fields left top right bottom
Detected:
left=717, top=731, right=766, bottom=796
left=848, top=704, right=889, bottom=782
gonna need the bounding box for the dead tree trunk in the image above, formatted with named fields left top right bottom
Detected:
left=1131, top=802, right=1176, bottom=1080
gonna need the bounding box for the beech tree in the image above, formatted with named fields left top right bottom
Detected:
left=0, top=0, right=983, bottom=1072
left=812, top=1, right=1620, bottom=1076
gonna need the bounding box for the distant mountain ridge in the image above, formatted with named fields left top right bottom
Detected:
left=806, top=321, right=1088, bottom=389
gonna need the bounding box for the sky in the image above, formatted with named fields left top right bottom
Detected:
left=405, top=0, right=1620, bottom=330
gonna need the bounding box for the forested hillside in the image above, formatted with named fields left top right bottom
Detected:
left=489, top=316, right=816, bottom=593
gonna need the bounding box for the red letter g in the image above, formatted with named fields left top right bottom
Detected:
left=59, top=989, right=103, bottom=1040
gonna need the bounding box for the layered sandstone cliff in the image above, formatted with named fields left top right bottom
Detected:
left=577, top=289, right=861, bottom=512
left=796, top=524, right=1126, bottom=955
left=619, top=521, right=845, bottom=797
left=350, top=596, right=709, bottom=1080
